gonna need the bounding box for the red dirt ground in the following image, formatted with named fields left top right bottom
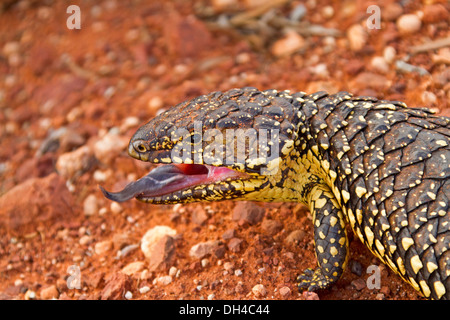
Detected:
left=0, top=0, right=449, bottom=300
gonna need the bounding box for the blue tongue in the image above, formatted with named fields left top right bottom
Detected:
left=99, top=164, right=185, bottom=202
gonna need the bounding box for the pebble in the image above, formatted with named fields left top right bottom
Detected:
left=347, top=24, right=367, bottom=51
left=121, top=261, right=145, bottom=276
left=0, top=173, right=75, bottom=236
left=40, top=285, right=59, bottom=300
left=94, top=240, right=113, bottom=255
left=349, top=260, right=363, bottom=276
left=302, top=291, right=319, bottom=300
left=261, top=219, right=283, bottom=236
left=120, top=116, right=140, bottom=133
left=139, top=286, right=150, bottom=294
left=56, top=145, right=94, bottom=180
left=169, top=266, right=178, bottom=277
left=279, top=286, right=291, bottom=297
left=223, top=261, right=234, bottom=272
left=421, top=91, right=437, bottom=105
left=148, top=96, right=164, bottom=113
left=252, top=284, right=267, bottom=297
left=101, top=272, right=131, bottom=300
left=24, top=290, right=36, bottom=300
left=271, top=30, right=305, bottom=57
left=396, top=14, right=422, bottom=35
left=191, top=206, right=208, bottom=225
left=141, top=226, right=176, bottom=254
left=285, top=229, right=306, bottom=245
left=3, top=41, right=20, bottom=56
left=189, top=240, right=221, bottom=259
left=370, top=56, right=389, bottom=74
left=383, top=46, right=396, bottom=64
left=383, top=3, right=403, bottom=21
left=207, top=293, right=215, bottom=300
left=153, top=275, right=172, bottom=286
left=79, top=235, right=93, bottom=246
left=201, top=258, right=210, bottom=268
left=124, top=291, right=133, bottom=300
left=110, top=202, right=123, bottom=214
left=422, top=4, right=449, bottom=24
left=93, top=131, right=129, bottom=165
left=351, top=278, right=366, bottom=291
left=227, top=238, right=243, bottom=252
left=232, top=202, right=265, bottom=225
left=234, top=269, right=243, bottom=276
left=222, top=229, right=236, bottom=240
left=83, top=194, right=99, bottom=216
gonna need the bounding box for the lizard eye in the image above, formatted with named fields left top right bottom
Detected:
left=133, top=140, right=148, bottom=153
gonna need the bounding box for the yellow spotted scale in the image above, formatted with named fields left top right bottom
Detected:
left=104, top=88, right=450, bottom=300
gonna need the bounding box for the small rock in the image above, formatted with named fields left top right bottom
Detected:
left=141, top=226, right=177, bottom=257
left=83, top=194, right=99, bottom=216
left=376, top=293, right=385, bottom=300
left=24, top=290, right=36, bottom=300
left=252, top=284, right=267, bottom=298
left=421, top=91, right=437, bottom=105
left=232, top=202, right=265, bottom=225
left=110, top=202, right=123, bottom=214
left=124, top=291, right=133, bottom=300
left=40, top=285, right=59, bottom=300
left=396, top=14, right=422, bottom=35
left=201, top=258, right=210, bottom=268
left=147, top=235, right=176, bottom=271
left=302, top=291, right=319, bottom=300
left=261, top=219, right=283, bottom=236
left=370, top=56, right=389, bottom=74
left=148, top=96, right=164, bottom=113
left=279, top=286, right=291, bottom=297
left=141, top=226, right=177, bottom=271
left=351, top=278, right=366, bottom=291
left=222, top=229, right=236, bottom=240
left=349, top=260, right=363, bottom=276
left=422, top=4, right=449, bottom=24
left=227, top=238, right=243, bottom=252
left=271, top=30, right=305, bottom=57
left=139, top=286, right=150, bottom=294
left=191, top=206, right=208, bottom=225
left=0, top=173, right=75, bottom=236
left=380, top=286, right=390, bottom=296
left=383, top=46, right=396, bottom=64
left=153, top=275, right=172, bottom=286
left=223, top=261, right=234, bottom=272
left=79, top=235, right=93, bottom=246
left=352, top=72, right=390, bottom=90
left=347, top=24, right=367, bottom=51
left=101, top=273, right=132, bottom=300
left=93, top=131, right=129, bottom=165
left=169, top=266, right=178, bottom=277
left=121, top=261, right=146, bottom=276
left=189, top=240, right=221, bottom=259
left=383, top=3, right=403, bottom=21
left=285, top=229, right=306, bottom=245
left=56, top=145, right=94, bottom=180
left=95, top=240, right=113, bottom=255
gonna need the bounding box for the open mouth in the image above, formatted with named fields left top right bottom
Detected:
left=100, top=163, right=249, bottom=202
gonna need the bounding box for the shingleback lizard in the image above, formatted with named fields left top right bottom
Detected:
left=101, top=87, right=450, bottom=300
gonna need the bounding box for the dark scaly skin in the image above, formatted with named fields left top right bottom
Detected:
left=108, top=88, right=450, bottom=299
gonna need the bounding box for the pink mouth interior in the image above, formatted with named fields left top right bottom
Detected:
left=139, top=163, right=248, bottom=198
